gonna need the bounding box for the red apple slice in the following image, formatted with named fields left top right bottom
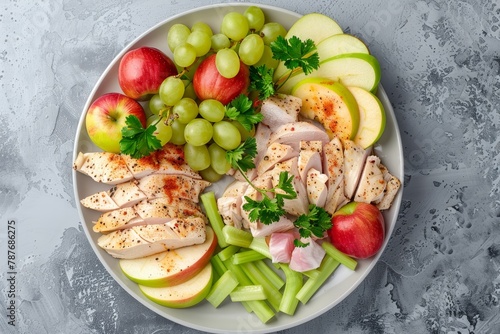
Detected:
left=139, top=263, right=213, bottom=308
left=119, top=226, right=217, bottom=287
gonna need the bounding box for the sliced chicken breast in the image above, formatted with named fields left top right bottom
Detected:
left=260, top=94, right=301, bottom=131
left=154, top=143, right=202, bottom=179
left=73, top=152, right=134, bottom=184
left=354, top=155, right=386, bottom=204
left=298, top=149, right=323, bottom=183
left=374, top=164, right=401, bottom=210
left=271, top=157, right=309, bottom=216
left=343, top=139, right=371, bottom=199
left=306, top=168, right=329, bottom=207
left=93, top=207, right=144, bottom=233
left=268, top=122, right=330, bottom=151
left=254, top=123, right=272, bottom=167
left=240, top=171, right=274, bottom=229
left=323, top=136, right=347, bottom=214
left=81, top=180, right=147, bottom=212
left=217, top=196, right=244, bottom=229
left=120, top=153, right=158, bottom=179
left=257, top=142, right=297, bottom=175
left=249, top=215, right=295, bottom=238
left=80, top=191, right=119, bottom=212
left=134, top=197, right=204, bottom=224
left=137, top=174, right=210, bottom=203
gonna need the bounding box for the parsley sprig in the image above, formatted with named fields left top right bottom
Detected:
left=225, top=95, right=263, bottom=131
left=120, top=115, right=163, bottom=159
left=250, top=35, right=320, bottom=101
left=294, top=205, right=332, bottom=247
left=226, top=137, right=297, bottom=225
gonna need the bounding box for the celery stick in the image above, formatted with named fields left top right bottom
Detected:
left=233, top=250, right=267, bottom=264
left=230, top=285, right=266, bottom=302
left=302, top=268, right=320, bottom=280
left=241, top=262, right=283, bottom=312
left=255, top=260, right=285, bottom=290
left=211, top=254, right=228, bottom=279
left=279, top=264, right=303, bottom=315
left=201, top=192, right=229, bottom=248
left=217, top=245, right=240, bottom=262
left=296, top=256, right=340, bottom=304
left=322, top=241, right=357, bottom=271
left=222, top=225, right=253, bottom=248
left=206, top=270, right=239, bottom=308
left=248, top=237, right=272, bottom=259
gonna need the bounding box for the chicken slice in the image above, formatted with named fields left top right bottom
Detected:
left=137, top=174, right=210, bottom=203
left=300, top=140, right=323, bottom=153
left=257, top=142, right=297, bottom=176
left=254, top=123, right=272, bottom=167
left=120, top=154, right=158, bottom=179
left=343, top=139, right=371, bottom=199
left=154, top=143, right=202, bottom=179
left=108, top=180, right=147, bottom=208
left=354, top=155, right=386, bottom=204
left=222, top=180, right=249, bottom=197
left=271, top=157, right=309, bottom=216
left=93, top=207, right=144, bottom=233
left=298, top=149, right=323, bottom=183
left=217, top=180, right=249, bottom=229
left=306, top=168, right=329, bottom=207
left=269, top=230, right=298, bottom=263
left=260, top=95, right=301, bottom=131
left=323, top=137, right=347, bottom=214
left=97, top=217, right=206, bottom=259
left=289, top=238, right=325, bottom=272
left=73, top=152, right=134, bottom=185
left=134, top=197, right=204, bottom=224
left=80, top=191, right=119, bottom=212
left=268, top=122, right=330, bottom=151
left=240, top=171, right=274, bottom=230
left=374, top=164, right=401, bottom=210
left=249, top=215, right=295, bottom=238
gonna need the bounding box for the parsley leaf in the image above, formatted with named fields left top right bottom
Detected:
left=242, top=196, right=285, bottom=226
left=249, top=65, right=276, bottom=101
left=226, top=137, right=257, bottom=173
left=293, top=205, right=332, bottom=247
left=120, top=115, right=162, bottom=159
left=225, top=94, right=263, bottom=131
left=271, top=35, right=319, bottom=75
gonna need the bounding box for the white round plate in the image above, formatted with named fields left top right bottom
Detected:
left=72, top=3, right=404, bottom=333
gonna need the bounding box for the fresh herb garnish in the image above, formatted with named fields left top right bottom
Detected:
left=120, top=115, right=162, bottom=159
left=249, top=35, right=320, bottom=100
left=293, top=205, right=332, bottom=247
left=227, top=138, right=297, bottom=225
left=225, top=94, right=264, bottom=131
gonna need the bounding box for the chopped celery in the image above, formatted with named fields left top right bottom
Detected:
left=241, top=262, right=283, bottom=312
left=201, top=192, right=229, bottom=248
left=255, top=260, right=285, bottom=290
left=206, top=270, right=239, bottom=308
left=248, top=237, right=272, bottom=259
left=233, top=250, right=267, bottom=264
left=321, top=241, right=357, bottom=271
left=296, top=255, right=340, bottom=304
left=302, top=268, right=320, bottom=280
left=279, top=264, right=303, bottom=315
left=230, top=285, right=266, bottom=302
left=211, top=255, right=228, bottom=278
left=217, top=245, right=240, bottom=262
left=222, top=225, right=253, bottom=248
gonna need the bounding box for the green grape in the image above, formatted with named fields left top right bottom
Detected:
left=191, top=22, right=213, bottom=37
left=244, top=6, right=265, bottom=31
left=199, top=165, right=223, bottom=182
left=216, top=48, right=240, bottom=79
left=169, top=119, right=187, bottom=145
left=173, top=43, right=197, bottom=68
left=184, top=143, right=210, bottom=171
left=208, top=143, right=231, bottom=175
left=172, top=97, right=198, bottom=124
left=147, top=115, right=172, bottom=146
left=221, top=12, right=249, bottom=41
left=213, top=121, right=241, bottom=151
left=198, top=99, right=225, bottom=122
left=211, top=33, right=231, bottom=51
left=186, top=30, right=212, bottom=57
left=159, top=76, right=185, bottom=106
left=230, top=120, right=255, bottom=141
left=254, top=44, right=279, bottom=69
left=149, top=94, right=166, bottom=116
left=239, top=34, right=265, bottom=65
left=167, top=24, right=191, bottom=52
left=184, top=118, right=213, bottom=146
left=260, top=22, right=287, bottom=45
left=183, top=80, right=197, bottom=100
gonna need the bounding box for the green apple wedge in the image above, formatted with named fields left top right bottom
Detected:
left=140, top=262, right=213, bottom=308
left=278, top=53, right=382, bottom=95
left=119, top=226, right=217, bottom=287
left=292, top=77, right=360, bottom=141
left=347, top=86, right=386, bottom=149
left=273, top=13, right=343, bottom=81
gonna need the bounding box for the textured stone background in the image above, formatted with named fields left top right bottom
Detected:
left=1, top=0, right=499, bottom=333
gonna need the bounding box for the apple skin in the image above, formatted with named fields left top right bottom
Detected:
left=192, top=54, right=250, bottom=105
left=85, top=92, right=147, bottom=153
left=327, top=201, right=385, bottom=259
left=118, top=46, right=178, bottom=101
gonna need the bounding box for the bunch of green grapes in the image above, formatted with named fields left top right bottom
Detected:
left=145, top=6, right=287, bottom=181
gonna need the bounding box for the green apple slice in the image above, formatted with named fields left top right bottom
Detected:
left=347, top=86, right=386, bottom=149
left=292, top=77, right=360, bottom=141
left=119, top=226, right=217, bottom=287
left=278, top=53, right=381, bottom=95
left=139, top=263, right=213, bottom=308
left=273, top=13, right=343, bottom=81
left=316, top=34, right=370, bottom=60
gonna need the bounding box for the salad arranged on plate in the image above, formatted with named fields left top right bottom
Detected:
left=73, top=5, right=401, bottom=323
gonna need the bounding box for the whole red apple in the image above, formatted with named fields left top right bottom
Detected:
left=192, top=54, right=250, bottom=105
left=118, top=46, right=177, bottom=101
left=327, top=202, right=385, bottom=259
left=86, top=92, right=147, bottom=153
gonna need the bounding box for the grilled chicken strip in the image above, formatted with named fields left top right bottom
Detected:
left=137, top=174, right=210, bottom=203
left=80, top=179, right=147, bottom=212
left=343, top=139, right=371, bottom=199
left=322, top=137, right=347, bottom=214
left=306, top=168, right=329, bottom=207
left=374, top=164, right=401, bottom=210
left=257, top=142, right=297, bottom=176
left=73, top=151, right=134, bottom=185
left=268, top=122, right=330, bottom=151
left=260, top=95, right=301, bottom=131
